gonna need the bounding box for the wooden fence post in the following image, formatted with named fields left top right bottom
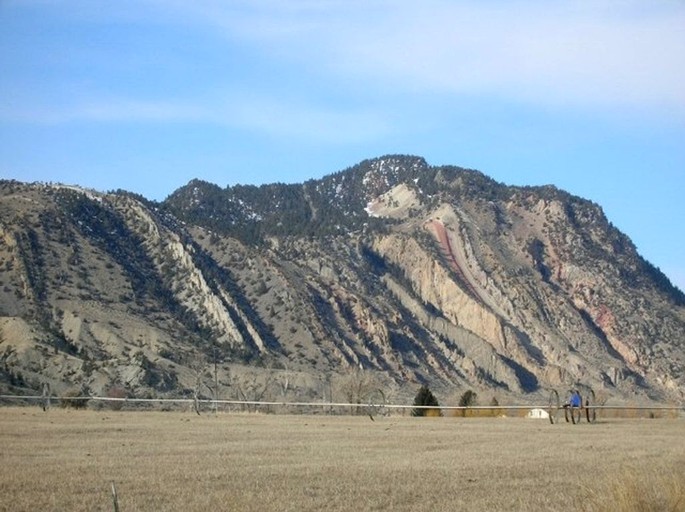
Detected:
left=111, top=481, right=120, bottom=512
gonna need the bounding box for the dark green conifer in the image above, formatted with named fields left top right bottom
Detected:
left=411, top=385, right=441, bottom=417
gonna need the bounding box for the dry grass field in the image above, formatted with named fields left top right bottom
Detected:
left=0, top=407, right=683, bottom=512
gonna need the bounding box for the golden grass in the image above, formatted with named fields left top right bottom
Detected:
left=579, top=467, right=685, bottom=512
left=0, top=407, right=683, bottom=511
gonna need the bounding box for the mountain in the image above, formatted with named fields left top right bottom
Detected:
left=1, top=156, right=683, bottom=405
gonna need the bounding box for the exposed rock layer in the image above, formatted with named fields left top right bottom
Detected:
left=0, top=156, right=683, bottom=403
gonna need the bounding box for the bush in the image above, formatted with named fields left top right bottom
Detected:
left=105, top=385, right=127, bottom=411
left=412, top=385, right=441, bottom=417
left=60, top=388, right=90, bottom=409
left=458, top=389, right=477, bottom=407
left=488, top=396, right=501, bottom=417
left=458, top=390, right=478, bottom=417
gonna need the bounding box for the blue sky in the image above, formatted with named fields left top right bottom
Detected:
left=1, top=1, right=684, bottom=291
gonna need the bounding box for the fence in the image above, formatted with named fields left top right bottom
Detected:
left=0, top=394, right=682, bottom=418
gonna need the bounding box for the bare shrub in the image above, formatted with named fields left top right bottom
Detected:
left=59, top=388, right=90, bottom=409
left=105, top=385, right=127, bottom=411
left=487, top=396, right=500, bottom=417
left=580, top=466, right=685, bottom=512
left=335, top=367, right=380, bottom=415
left=231, top=370, right=275, bottom=412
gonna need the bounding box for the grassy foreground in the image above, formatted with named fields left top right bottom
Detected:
left=0, top=407, right=683, bottom=511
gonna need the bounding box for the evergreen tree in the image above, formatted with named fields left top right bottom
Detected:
left=459, top=389, right=477, bottom=407
left=458, top=389, right=478, bottom=417
left=411, top=385, right=441, bottom=417
left=489, top=396, right=500, bottom=417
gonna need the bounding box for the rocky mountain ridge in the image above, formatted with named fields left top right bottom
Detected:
left=1, top=156, right=683, bottom=405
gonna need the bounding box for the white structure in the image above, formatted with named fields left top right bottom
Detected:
left=526, top=408, right=550, bottom=419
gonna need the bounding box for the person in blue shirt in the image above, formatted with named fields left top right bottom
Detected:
left=562, top=389, right=585, bottom=423
left=569, top=389, right=582, bottom=408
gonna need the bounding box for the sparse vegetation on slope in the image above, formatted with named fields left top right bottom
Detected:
left=0, top=154, right=683, bottom=404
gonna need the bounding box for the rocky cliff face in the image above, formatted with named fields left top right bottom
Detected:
left=1, top=156, right=683, bottom=404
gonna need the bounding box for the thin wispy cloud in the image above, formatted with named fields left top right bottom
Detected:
left=0, top=99, right=206, bottom=125
left=167, top=0, right=685, bottom=115
left=6, top=1, right=682, bottom=135
left=2, top=0, right=684, bottom=289
left=224, top=94, right=394, bottom=144
left=0, top=93, right=392, bottom=145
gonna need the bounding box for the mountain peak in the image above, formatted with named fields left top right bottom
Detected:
left=1, top=157, right=683, bottom=404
